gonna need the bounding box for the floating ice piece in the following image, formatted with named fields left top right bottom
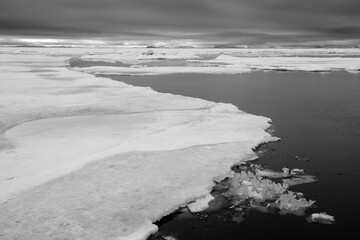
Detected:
left=163, top=236, right=177, bottom=240
left=226, top=171, right=316, bottom=216
left=290, top=168, right=305, bottom=175
left=282, top=175, right=318, bottom=186
left=256, top=167, right=305, bottom=178
left=227, top=171, right=288, bottom=201
left=188, top=194, right=215, bottom=213
left=276, top=191, right=315, bottom=214
left=282, top=167, right=290, bottom=175
left=307, top=213, right=335, bottom=225
left=255, top=167, right=310, bottom=184
left=256, top=169, right=286, bottom=178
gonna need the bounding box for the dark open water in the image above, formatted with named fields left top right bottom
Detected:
left=106, top=72, right=360, bottom=239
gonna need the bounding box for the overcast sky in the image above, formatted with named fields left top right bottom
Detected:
left=0, top=0, right=360, bottom=46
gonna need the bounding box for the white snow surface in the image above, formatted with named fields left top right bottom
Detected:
left=0, top=47, right=277, bottom=239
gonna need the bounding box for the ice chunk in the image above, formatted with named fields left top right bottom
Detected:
left=307, top=213, right=335, bottom=225
left=225, top=171, right=315, bottom=216
left=276, top=191, right=315, bottom=216
left=256, top=168, right=305, bottom=178
left=256, top=169, right=287, bottom=178
left=282, top=175, right=318, bottom=186
left=282, top=167, right=290, bottom=175
left=163, top=236, right=177, bottom=240
left=290, top=168, right=304, bottom=175
left=226, top=171, right=288, bottom=201
left=188, top=194, right=215, bottom=213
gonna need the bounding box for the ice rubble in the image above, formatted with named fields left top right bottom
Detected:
left=226, top=171, right=315, bottom=215
left=185, top=164, right=318, bottom=219
left=0, top=48, right=276, bottom=239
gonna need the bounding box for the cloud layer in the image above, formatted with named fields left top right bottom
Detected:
left=1, top=0, right=360, bottom=45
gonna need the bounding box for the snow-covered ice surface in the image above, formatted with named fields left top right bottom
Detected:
left=0, top=47, right=276, bottom=240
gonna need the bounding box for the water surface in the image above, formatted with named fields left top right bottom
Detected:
left=107, top=71, right=360, bottom=239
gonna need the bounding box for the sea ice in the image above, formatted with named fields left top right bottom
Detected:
left=68, top=48, right=360, bottom=76
left=0, top=47, right=276, bottom=239
left=0, top=46, right=349, bottom=239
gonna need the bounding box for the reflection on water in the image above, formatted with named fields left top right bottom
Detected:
left=69, top=58, right=132, bottom=68
left=69, top=56, right=228, bottom=68
left=108, top=71, right=360, bottom=239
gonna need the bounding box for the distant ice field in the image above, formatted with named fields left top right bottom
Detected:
left=70, top=48, right=360, bottom=75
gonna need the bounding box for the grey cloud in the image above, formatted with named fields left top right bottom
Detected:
left=0, top=0, right=359, bottom=45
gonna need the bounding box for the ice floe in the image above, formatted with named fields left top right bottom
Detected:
left=0, top=47, right=275, bottom=239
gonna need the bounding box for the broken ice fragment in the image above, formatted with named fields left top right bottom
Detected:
left=163, top=236, right=177, bottom=240
left=256, top=169, right=285, bottom=178
left=276, top=191, right=315, bottom=216
left=307, top=213, right=335, bottom=225
left=282, top=175, right=318, bottom=187
left=225, top=171, right=316, bottom=216
left=290, top=168, right=304, bottom=175
left=226, top=171, right=288, bottom=202
left=187, top=194, right=215, bottom=213
left=282, top=167, right=290, bottom=175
